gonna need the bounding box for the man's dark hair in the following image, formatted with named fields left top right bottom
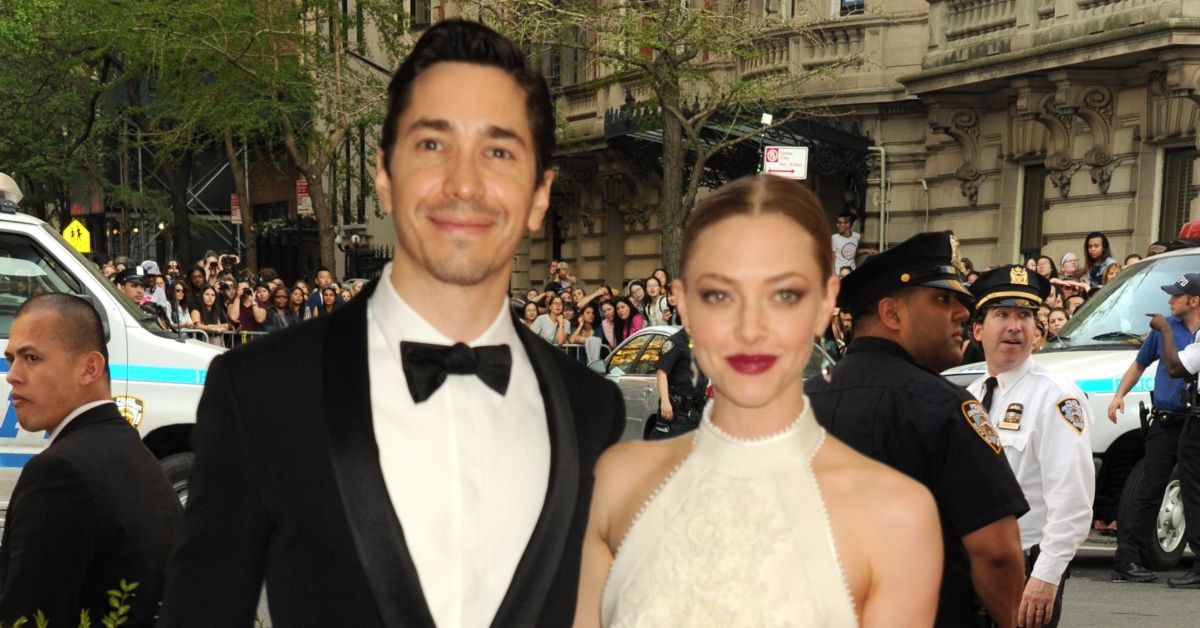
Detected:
left=837, top=211, right=856, bottom=225
left=315, top=266, right=333, bottom=278
left=14, top=293, right=109, bottom=381
left=378, top=20, right=555, bottom=184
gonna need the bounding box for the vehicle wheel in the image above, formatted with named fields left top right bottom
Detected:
left=160, top=452, right=194, bottom=509
left=1118, top=459, right=1186, bottom=571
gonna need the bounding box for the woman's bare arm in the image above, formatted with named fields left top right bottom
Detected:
left=860, top=479, right=942, bottom=627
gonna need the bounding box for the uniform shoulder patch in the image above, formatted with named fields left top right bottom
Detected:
left=961, top=400, right=1002, bottom=454
left=661, top=339, right=674, bottom=354
left=1056, top=397, right=1086, bottom=434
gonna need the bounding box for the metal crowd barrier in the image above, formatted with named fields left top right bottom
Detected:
left=219, top=330, right=269, bottom=347
left=559, top=339, right=609, bottom=364
left=176, top=328, right=209, bottom=343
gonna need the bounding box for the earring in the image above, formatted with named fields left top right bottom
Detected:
left=687, top=331, right=699, bottom=388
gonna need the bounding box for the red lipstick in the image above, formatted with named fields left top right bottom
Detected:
left=726, top=354, right=777, bottom=375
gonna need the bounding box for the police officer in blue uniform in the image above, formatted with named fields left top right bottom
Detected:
left=806, top=232, right=1029, bottom=628
left=1110, top=272, right=1200, bottom=587
left=651, top=328, right=708, bottom=439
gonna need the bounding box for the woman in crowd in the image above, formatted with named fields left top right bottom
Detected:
left=340, top=288, right=353, bottom=303
left=599, top=301, right=617, bottom=347
left=556, top=261, right=577, bottom=289
left=626, top=280, right=646, bottom=311
left=288, top=286, right=309, bottom=321
left=642, top=275, right=670, bottom=326
left=311, top=286, right=339, bottom=318
left=531, top=294, right=571, bottom=345
left=1047, top=307, right=1070, bottom=338
left=522, top=301, right=540, bottom=327
left=1102, top=262, right=1123, bottom=285
left=185, top=268, right=208, bottom=309
left=611, top=296, right=645, bottom=343
left=1083, top=231, right=1116, bottom=290
left=568, top=303, right=598, bottom=345
left=1060, top=251, right=1082, bottom=280
left=576, top=174, right=940, bottom=626
left=264, top=286, right=302, bottom=333
left=190, top=285, right=229, bottom=347
left=166, top=281, right=194, bottom=330
left=1035, top=255, right=1058, bottom=281
left=664, top=280, right=681, bottom=325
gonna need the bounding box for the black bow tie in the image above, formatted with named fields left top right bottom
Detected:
left=400, top=341, right=512, bottom=403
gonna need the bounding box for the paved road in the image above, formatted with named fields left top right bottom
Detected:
left=1062, top=537, right=1198, bottom=627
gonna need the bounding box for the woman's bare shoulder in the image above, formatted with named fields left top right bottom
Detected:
left=593, top=435, right=694, bottom=548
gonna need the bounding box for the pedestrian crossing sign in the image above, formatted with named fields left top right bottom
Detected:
left=63, top=219, right=91, bottom=253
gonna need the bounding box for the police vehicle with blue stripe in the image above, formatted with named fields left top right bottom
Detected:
left=0, top=174, right=220, bottom=523
left=945, top=237, right=1199, bottom=570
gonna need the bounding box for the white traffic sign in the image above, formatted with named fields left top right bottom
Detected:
left=762, top=145, right=809, bottom=180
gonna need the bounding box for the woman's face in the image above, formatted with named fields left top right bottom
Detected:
left=154, top=276, right=166, bottom=289
left=1045, top=290, right=1063, bottom=308
left=646, top=277, right=661, bottom=298
left=653, top=269, right=668, bottom=287
left=1048, top=311, right=1068, bottom=334
left=256, top=286, right=270, bottom=302
left=581, top=307, right=595, bottom=324
left=272, top=289, right=289, bottom=307
left=550, top=297, right=563, bottom=314
left=173, top=284, right=188, bottom=302
left=630, top=285, right=644, bottom=303
left=524, top=302, right=539, bottom=321
left=340, top=289, right=352, bottom=302
left=1061, top=254, right=1079, bottom=274
left=1087, top=237, right=1104, bottom=261
left=601, top=303, right=615, bottom=321
left=526, top=289, right=539, bottom=302
left=573, top=287, right=584, bottom=301
left=1036, top=257, right=1053, bottom=278
left=1025, top=258, right=1038, bottom=271
left=323, top=289, right=336, bottom=303
left=666, top=282, right=678, bottom=306
left=676, top=214, right=836, bottom=414
left=616, top=301, right=631, bottom=320
left=295, top=281, right=309, bottom=295
left=1037, top=306, right=1050, bottom=327
left=202, top=287, right=216, bottom=306
left=290, top=288, right=305, bottom=306
left=190, top=270, right=205, bottom=287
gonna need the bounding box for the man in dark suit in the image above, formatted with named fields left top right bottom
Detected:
left=0, top=294, right=182, bottom=627
left=159, top=20, right=624, bottom=627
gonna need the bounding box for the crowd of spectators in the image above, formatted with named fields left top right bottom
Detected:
left=93, top=250, right=363, bottom=346
left=512, top=259, right=681, bottom=350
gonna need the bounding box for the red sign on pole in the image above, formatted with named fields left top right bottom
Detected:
left=231, top=193, right=242, bottom=224
left=296, top=178, right=313, bottom=216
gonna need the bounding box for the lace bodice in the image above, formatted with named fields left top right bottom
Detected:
left=601, top=398, right=858, bottom=627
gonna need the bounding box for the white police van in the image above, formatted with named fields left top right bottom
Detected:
left=944, top=241, right=1199, bottom=569
left=0, top=175, right=220, bottom=519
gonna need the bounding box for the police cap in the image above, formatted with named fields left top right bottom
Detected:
left=115, top=267, right=146, bottom=286
left=969, top=264, right=1050, bottom=310
left=838, top=232, right=973, bottom=314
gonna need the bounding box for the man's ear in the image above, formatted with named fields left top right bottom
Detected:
left=972, top=320, right=983, bottom=343
left=876, top=296, right=904, bottom=333
left=526, top=169, right=555, bottom=232
left=80, top=351, right=107, bottom=387
left=672, top=279, right=688, bottom=328
left=374, top=148, right=393, bottom=216
left=814, top=274, right=840, bottom=337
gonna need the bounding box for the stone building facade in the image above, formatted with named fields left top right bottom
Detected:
left=518, top=0, right=1200, bottom=292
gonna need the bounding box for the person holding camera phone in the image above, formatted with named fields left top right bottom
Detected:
left=227, top=281, right=266, bottom=333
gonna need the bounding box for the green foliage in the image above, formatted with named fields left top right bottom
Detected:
left=0, top=579, right=136, bottom=628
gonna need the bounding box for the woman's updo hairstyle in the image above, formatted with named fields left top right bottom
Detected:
left=681, top=174, right=833, bottom=277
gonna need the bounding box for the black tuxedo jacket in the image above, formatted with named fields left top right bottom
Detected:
left=0, top=403, right=182, bottom=627
left=159, top=280, right=624, bottom=627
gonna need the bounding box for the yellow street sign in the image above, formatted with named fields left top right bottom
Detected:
left=63, top=219, right=91, bottom=253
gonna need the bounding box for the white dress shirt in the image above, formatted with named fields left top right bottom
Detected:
left=968, top=357, right=1095, bottom=584
left=1181, top=328, right=1200, bottom=375
left=367, top=266, right=550, bottom=627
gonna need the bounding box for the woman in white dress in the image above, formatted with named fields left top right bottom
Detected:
left=574, top=175, right=942, bottom=627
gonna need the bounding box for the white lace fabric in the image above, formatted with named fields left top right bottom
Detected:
left=601, top=398, right=858, bottom=627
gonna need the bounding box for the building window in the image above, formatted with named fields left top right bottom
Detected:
left=1161, top=147, right=1198, bottom=242
left=409, top=0, right=432, bottom=30
left=1020, top=164, right=1047, bottom=259
left=839, top=0, right=864, bottom=16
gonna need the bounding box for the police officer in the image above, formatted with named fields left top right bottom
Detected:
left=806, top=231, right=1028, bottom=628
left=966, top=266, right=1095, bottom=627
left=1130, top=273, right=1200, bottom=589
left=651, top=327, right=708, bottom=439
left=115, top=267, right=147, bottom=305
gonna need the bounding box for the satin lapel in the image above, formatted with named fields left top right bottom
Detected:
left=490, top=319, right=581, bottom=627
left=321, top=279, right=435, bottom=628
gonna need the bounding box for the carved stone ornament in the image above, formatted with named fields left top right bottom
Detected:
left=1090, top=162, right=1115, bottom=195
left=928, top=107, right=984, bottom=207
left=621, top=204, right=653, bottom=230
left=1048, top=161, right=1081, bottom=198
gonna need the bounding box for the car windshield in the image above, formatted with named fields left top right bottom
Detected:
left=1045, top=253, right=1197, bottom=351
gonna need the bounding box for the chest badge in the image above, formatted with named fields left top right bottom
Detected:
left=661, top=339, right=674, bottom=354
left=999, top=403, right=1023, bottom=430
left=961, top=400, right=1002, bottom=454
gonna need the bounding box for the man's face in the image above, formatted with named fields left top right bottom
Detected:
left=316, top=270, right=333, bottom=289
left=973, top=306, right=1035, bottom=374
left=1168, top=293, right=1200, bottom=317
left=375, top=62, right=552, bottom=287
left=835, top=217, right=852, bottom=237
left=120, top=281, right=145, bottom=303
left=5, top=311, right=92, bottom=433
left=894, top=287, right=971, bottom=372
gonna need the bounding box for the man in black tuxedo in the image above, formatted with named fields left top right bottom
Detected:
left=0, top=294, right=182, bottom=627
left=159, top=20, right=624, bottom=627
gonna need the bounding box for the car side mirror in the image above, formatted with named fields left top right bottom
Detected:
left=587, top=359, right=605, bottom=374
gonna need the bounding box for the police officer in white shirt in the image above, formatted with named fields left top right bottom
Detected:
left=967, top=265, right=1095, bottom=628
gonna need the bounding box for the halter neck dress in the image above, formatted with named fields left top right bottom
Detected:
left=601, top=397, right=858, bottom=627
